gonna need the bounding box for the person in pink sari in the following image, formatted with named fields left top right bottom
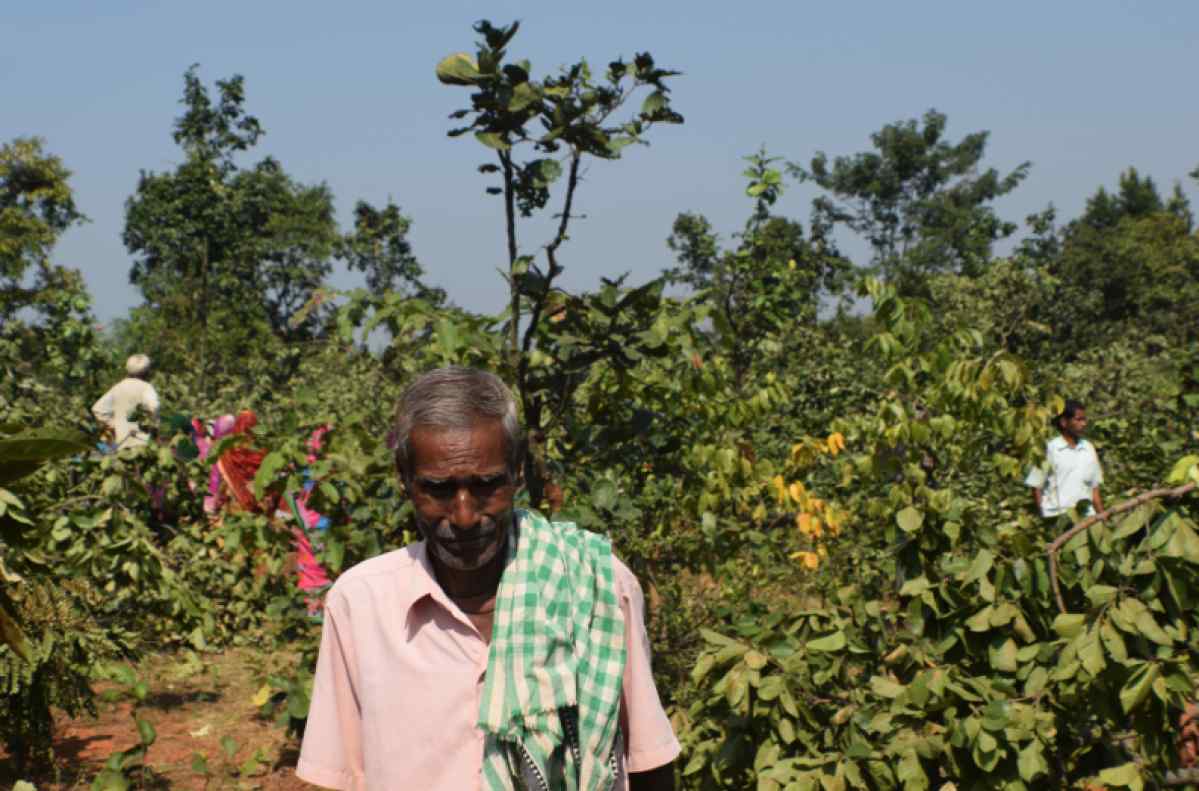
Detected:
left=193, top=414, right=236, bottom=514
left=286, top=425, right=333, bottom=615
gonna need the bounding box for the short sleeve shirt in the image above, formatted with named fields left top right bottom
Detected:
left=1024, top=436, right=1103, bottom=518
left=296, top=541, right=680, bottom=790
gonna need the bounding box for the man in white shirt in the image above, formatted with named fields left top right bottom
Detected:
left=1025, top=400, right=1104, bottom=519
left=91, top=354, right=160, bottom=451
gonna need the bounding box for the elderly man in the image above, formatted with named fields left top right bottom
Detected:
left=297, top=367, right=679, bottom=790
left=91, top=354, right=160, bottom=451
left=1025, top=399, right=1104, bottom=519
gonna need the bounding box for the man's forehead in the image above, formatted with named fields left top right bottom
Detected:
left=409, top=422, right=508, bottom=470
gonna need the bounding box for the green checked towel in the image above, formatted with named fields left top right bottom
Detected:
left=479, top=509, right=627, bottom=791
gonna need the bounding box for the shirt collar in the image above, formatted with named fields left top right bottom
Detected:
left=1051, top=435, right=1087, bottom=451
left=404, top=540, right=492, bottom=632
left=404, top=541, right=451, bottom=615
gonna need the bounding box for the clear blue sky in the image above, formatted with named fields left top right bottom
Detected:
left=5, top=1, right=1197, bottom=324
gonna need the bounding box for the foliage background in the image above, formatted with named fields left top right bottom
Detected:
left=2, top=19, right=1199, bottom=790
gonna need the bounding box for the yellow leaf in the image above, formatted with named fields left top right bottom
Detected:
left=771, top=475, right=787, bottom=505
left=251, top=684, right=271, bottom=708
left=788, top=481, right=805, bottom=502
left=790, top=550, right=820, bottom=570
left=827, top=432, right=846, bottom=455
left=825, top=508, right=844, bottom=536
left=797, top=513, right=814, bottom=536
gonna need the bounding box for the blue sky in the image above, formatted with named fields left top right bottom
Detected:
left=4, top=1, right=1197, bottom=324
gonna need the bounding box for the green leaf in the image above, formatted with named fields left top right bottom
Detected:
left=896, top=507, right=923, bottom=534
left=1096, top=761, right=1142, bottom=789
left=1162, top=518, right=1199, bottom=563
left=435, top=52, right=480, bottom=85
left=1085, top=585, right=1118, bottom=606
left=899, top=576, right=931, bottom=596
left=1120, top=598, right=1173, bottom=645
left=1017, top=742, right=1048, bottom=782
left=323, top=538, right=345, bottom=573
left=592, top=480, right=618, bottom=510
left=960, top=549, right=994, bottom=584
left=0, top=600, right=33, bottom=662
left=757, top=675, right=784, bottom=701
left=1119, top=663, right=1159, bottom=713
left=1078, top=629, right=1106, bottom=676
left=895, top=750, right=926, bottom=790
left=239, top=750, right=263, bottom=776
left=90, top=770, right=129, bottom=791
left=474, top=132, right=510, bottom=151
left=989, top=638, right=1018, bottom=672
left=509, top=82, right=541, bottom=112
left=1052, top=613, right=1086, bottom=639
left=1100, top=620, right=1129, bottom=663
left=1167, top=455, right=1199, bottom=484
left=0, top=429, right=90, bottom=484
left=287, top=681, right=311, bottom=720
left=981, top=700, right=1009, bottom=731
left=744, top=650, right=768, bottom=670
left=870, top=675, right=904, bottom=698
left=1112, top=504, right=1151, bottom=540
left=1023, top=666, right=1049, bottom=696
left=641, top=90, right=668, bottom=116
left=530, top=158, right=563, bottom=187
left=965, top=605, right=994, bottom=632
left=252, top=450, right=287, bottom=498
left=692, top=653, right=715, bottom=682
left=136, top=717, right=156, bottom=747
left=807, top=631, right=847, bottom=652
left=700, top=628, right=737, bottom=646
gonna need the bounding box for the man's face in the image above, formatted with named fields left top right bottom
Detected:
left=405, top=420, right=519, bottom=572
left=1062, top=409, right=1088, bottom=439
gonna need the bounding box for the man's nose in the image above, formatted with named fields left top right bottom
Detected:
left=449, top=486, right=481, bottom=527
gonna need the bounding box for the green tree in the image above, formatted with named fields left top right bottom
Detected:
left=437, top=19, right=683, bottom=506
left=123, top=66, right=339, bottom=375
left=337, top=199, right=444, bottom=302
left=666, top=150, right=851, bottom=389
left=1077, top=166, right=1193, bottom=232
left=0, top=137, right=87, bottom=322
left=791, top=109, right=1029, bottom=291
left=0, top=138, right=106, bottom=387
left=1048, top=168, right=1198, bottom=346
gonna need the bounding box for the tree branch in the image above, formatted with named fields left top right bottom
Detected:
left=500, top=150, right=520, bottom=368
left=1046, top=481, right=1197, bottom=613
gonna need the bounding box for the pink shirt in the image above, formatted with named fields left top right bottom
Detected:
left=297, top=541, right=680, bottom=790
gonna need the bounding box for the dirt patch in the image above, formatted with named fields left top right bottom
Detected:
left=1, top=649, right=318, bottom=790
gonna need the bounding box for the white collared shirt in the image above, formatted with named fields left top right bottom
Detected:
left=1025, top=436, right=1103, bottom=518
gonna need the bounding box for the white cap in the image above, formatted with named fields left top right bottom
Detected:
left=126, top=354, right=152, bottom=376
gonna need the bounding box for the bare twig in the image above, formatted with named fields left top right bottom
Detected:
left=1046, top=481, right=1197, bottom=613
left=499, top=150, right=520, bottom=368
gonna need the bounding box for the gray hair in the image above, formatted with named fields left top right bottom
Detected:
left=392, top=366, right=522, bottom=480
left=126, top=354, right=152, bottom=377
